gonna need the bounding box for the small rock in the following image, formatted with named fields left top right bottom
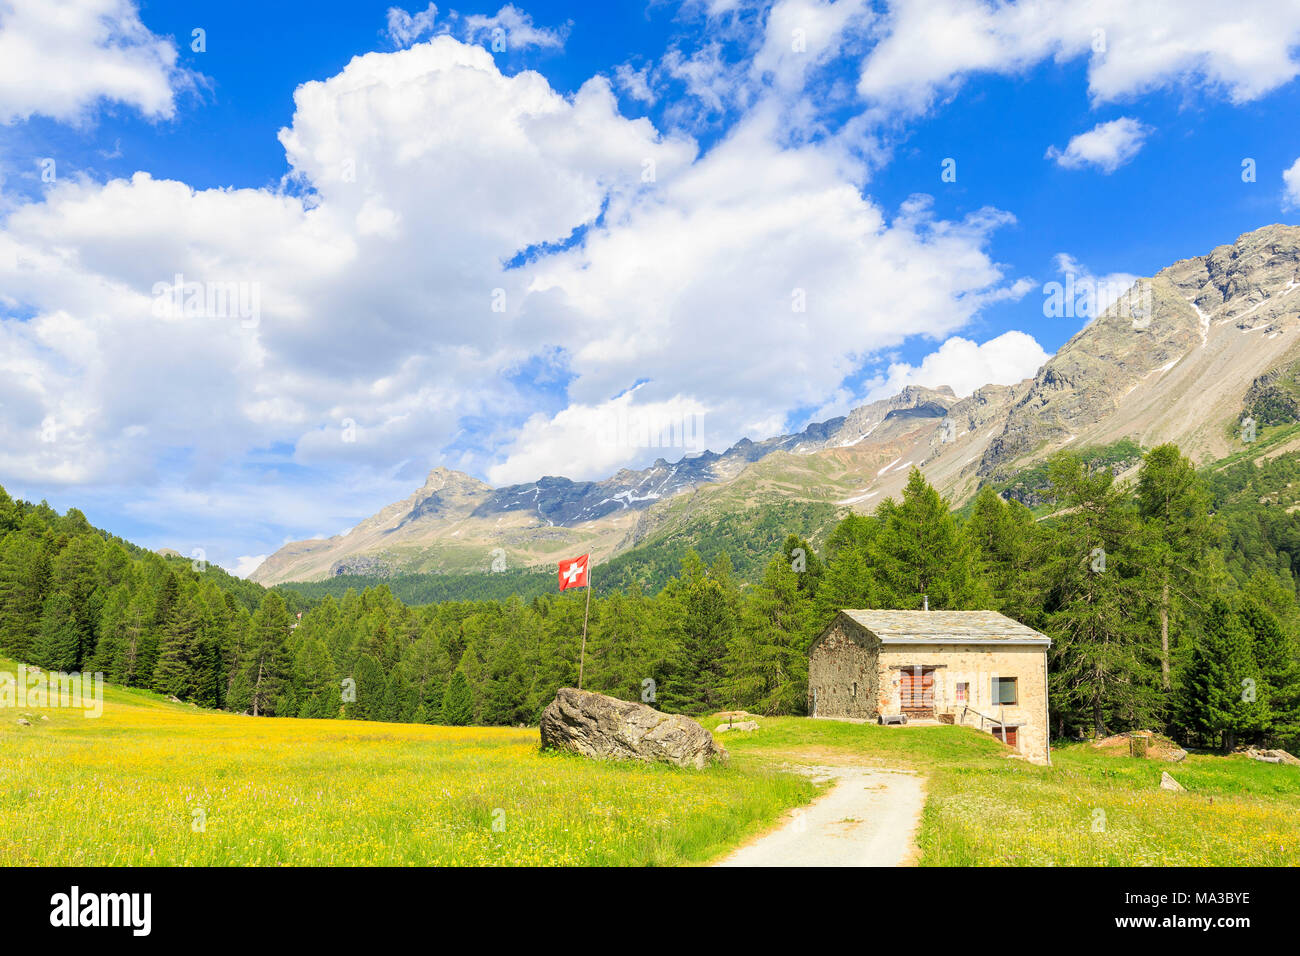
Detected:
left=1247, top=747, right=1300, bottom=766
left=714, top=710, right=759, bottom=722
left=39, top=715, right=48, bottom=721
left=1159, top=771, right=1185, bottom=792
left=16, top=718, right=31, bottom=726
left=715, top=720, right=759, bottom=733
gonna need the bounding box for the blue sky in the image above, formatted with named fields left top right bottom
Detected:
left=1, top=0, right=1299, bottom=575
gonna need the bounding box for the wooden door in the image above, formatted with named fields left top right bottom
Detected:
left=899, top=667, right=934, bottom=716
left=992, top=726, right=1018, bottom=747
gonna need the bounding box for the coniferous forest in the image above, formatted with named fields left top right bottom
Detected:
left=3, top=442, right=1299, bottom=753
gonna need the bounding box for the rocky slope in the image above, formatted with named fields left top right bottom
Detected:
left=251, top=224, right=1300, bottom=585
left=980, top=223, right=1300, bottom=479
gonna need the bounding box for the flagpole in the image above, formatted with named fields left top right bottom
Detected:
left=578, top=557, right=592, bottom=690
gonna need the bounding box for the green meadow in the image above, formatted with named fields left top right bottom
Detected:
left=1, top=663, right=812, bottom=866
left=719, top=717, right=1300, bottom=866
left=5, top=661, right=1298, bottom=866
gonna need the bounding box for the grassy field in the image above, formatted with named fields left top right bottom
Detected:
left=0, top=664, right=811, bottom=866
left=717, top=717, right=1300, bottom=866
left=5, top=661, right=1298, bottom=866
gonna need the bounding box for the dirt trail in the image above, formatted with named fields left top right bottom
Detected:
left=714, top=765, right=925, bottom=867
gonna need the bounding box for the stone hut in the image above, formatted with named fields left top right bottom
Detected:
left=808, top=609, right=1052, bottom=764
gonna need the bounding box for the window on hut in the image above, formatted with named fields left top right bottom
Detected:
left=992, top=676, right=1018, bottom=705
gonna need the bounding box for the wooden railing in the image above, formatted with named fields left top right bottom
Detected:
left=960, top=704, right=1010, bottom=741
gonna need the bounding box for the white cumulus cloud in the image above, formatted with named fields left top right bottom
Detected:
left=1047, top=253, right=1143, bottom=320
left=1283, top=157, right=1300, bottom=210
left=385, top=3, right=440, bottom=47
left=858, top=0, right=1300, bottom=117
left=229, top=554, right=269, bottom=579
left=488, top=390, right=711, bottom=486
left=460, top=3, right=567, bottom=50
left=0, top=0, right=190, bottom=124
left=871, top=331, right=1051, bottom=400
left=0, top=37, right=693, bottom=498
left=1046, top=118, right=1150, bottom=173
left=0, top=14, right=1123, bottom=565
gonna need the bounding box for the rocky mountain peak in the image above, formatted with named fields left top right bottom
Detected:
left=420, top=466, right=492, bottom=494
left=250, top=225, right=1300, bottom=586
left=978, top=223, right=1300, bottom=480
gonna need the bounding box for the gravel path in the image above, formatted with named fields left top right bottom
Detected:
left=714, top=765, right=925, bottom=867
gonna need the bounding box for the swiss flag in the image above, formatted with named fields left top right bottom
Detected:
left=558, top=553, right=590, bottom=591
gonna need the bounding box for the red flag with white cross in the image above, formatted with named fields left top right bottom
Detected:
left=558, top=553, right=590, bottom=591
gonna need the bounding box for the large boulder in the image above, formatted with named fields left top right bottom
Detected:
left=540, top=688, right=728, bottom=769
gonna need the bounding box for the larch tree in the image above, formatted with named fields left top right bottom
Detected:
left=870, top=468, right=988, bottom=610
left=1040, top=453, right=1158, bottom=737
left=1135, top=444, right=1221, bottom=689
left=242, top=590, right=292, bottom=717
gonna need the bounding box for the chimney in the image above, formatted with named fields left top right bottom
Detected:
left=923, top=594, right=929, bottom=611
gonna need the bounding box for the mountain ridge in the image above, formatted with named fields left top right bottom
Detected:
left=250, top=223, right=1300, bottom=585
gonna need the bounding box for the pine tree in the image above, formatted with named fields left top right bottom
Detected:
left=725, top=554, right=815, bottom=714
left=152, top=590, right=204, bottom=699
left=1179, top=598, right=1264, bottom=751
left=292, top=638, right=337, bottom=719
left=0, top=534, right=49, bottom=661
left=347, top=653, right=382, bottom=719
left=90, top=583, right=132, bottom=678
left=485, top=640, right=528, bottom=724
left=780, top=533, right=823, bottom=598
left=441, top=670, right=474, bottom=725
left=422, top=678, right=444, bottom=722
left=33, top=590, right=81, bottom=671
left=815, top=527, right=877, bottom=621
left=117, top=590, right=154, bottom=685
left=964, top=486, right=1041, bottom=625
left=0, top=486, right=18, bottom=535
left=660, top=552, right=738, bottom=713
left=222, top=606, right=251, bottom=707
left=1237, top=595, right=1300, bottom=742
left=870, top=468, right=988, bottom=609
left=136, top=570, right=179, bottom=686
left=193, top=587, right=232, bottom=709
left=379, top=671, right=402, bottom=721
left=47, top=534, right=104, bottom=669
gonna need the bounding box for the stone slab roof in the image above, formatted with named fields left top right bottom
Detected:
left=839, top=609, right=1050, bottom=646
